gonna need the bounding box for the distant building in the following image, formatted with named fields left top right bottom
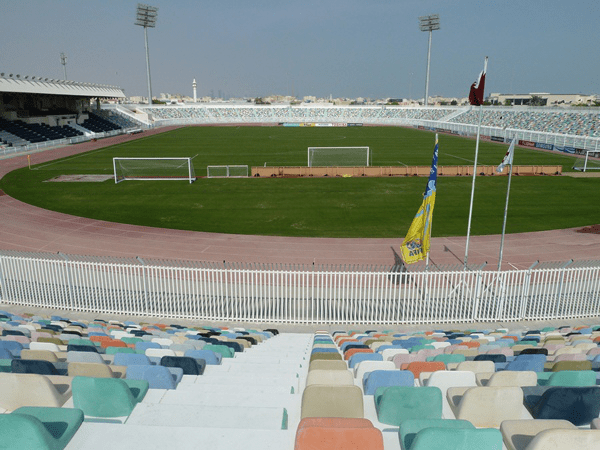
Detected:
left=489, top=92, right=597, bottom=106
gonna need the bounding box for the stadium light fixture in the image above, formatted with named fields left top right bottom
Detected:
left=60, top=53, right=68, bottom=80
left=419, top=14, right=440, bottom=106
left=135, top=3, right=158, bottom=105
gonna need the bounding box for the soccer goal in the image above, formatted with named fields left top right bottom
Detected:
left=206, top=165, right=249, bottom=178
left=113, top=157, right=196, bottom=183
left=308, top=147, right=371, bottom=167
left=573, top=150, right=600, bottom=172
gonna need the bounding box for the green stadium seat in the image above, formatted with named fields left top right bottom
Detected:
left=4, top=406, right=84, bottom=450
left=72, top=376, right=148, bottom=418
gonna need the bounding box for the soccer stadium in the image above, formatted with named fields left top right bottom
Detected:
left=2, top=3, right=600, bottom=449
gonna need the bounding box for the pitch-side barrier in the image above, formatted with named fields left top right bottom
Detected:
left=0, top=252, right=597, bottom=325
left=252, top=165, right=562, bottom=178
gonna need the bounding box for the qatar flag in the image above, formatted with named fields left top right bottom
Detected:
left=469, top=57, right=488, bottom=106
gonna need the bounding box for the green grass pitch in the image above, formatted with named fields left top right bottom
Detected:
left=1, top=126, right=598, bottom=238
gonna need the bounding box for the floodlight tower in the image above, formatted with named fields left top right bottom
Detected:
left=135, top=3, right=158, bottom=105
left=60, top=53, right=67, bottom=80
left=419, top=14, right=440, bottom=106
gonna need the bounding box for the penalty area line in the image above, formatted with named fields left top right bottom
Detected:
left=442, top=152, right=475, bottom=164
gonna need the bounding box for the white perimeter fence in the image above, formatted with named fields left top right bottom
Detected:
left=1, top=254, right=599, bottom=325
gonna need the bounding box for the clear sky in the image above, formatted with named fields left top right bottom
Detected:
left=2, top=0, right=598, bottom=100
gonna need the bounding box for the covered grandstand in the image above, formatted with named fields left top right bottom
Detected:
left=0, top=73, right=140, bottom=156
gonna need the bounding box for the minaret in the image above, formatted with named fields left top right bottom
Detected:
left=193, top=78, right=197, bottom=103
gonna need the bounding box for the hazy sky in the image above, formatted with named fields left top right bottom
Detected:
left=2, top=0, right=598, bottom=100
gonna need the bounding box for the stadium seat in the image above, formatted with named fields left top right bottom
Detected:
left=473, top=353, right=507, bottom=363
left=113, top=352, right=152, bottom=366
left=408, top=427, right=503, bottom=450
left=184, top=349, right=222, bottom=365
left=301, top=385, right=363, bottom=419
left=67, top=362, right=125, bottom=378
left=66, top=343, right=99, bottom=353
left=306, top=369, right=354, bottom=386
left=0, top=406, right=84, bottom=450
left=517, top=429, right=600, bottom=450
left=0, top=340, right=23, bottom=357
left=296, top=417, right=374, bottom=431
left=447, top=386, right=525, bottom=427
left=348, top=352, right=382, bottom=369
left=160, top=355, right=205, bottom=375
left=126, top=364, right=182, bottom=389
left=501, top=354, right=546, bottom=372
left=375, top=386, right=442, bottom=426
left=203, top=343, right=234, bottom=359
left=308, top=359, right=348, bottom=371
left=20, top=349, right=64, bottom=363
left=363, top=369, right=414, bottom=395
left=455, top=360, right=495, bottom=374
left=404, top=361, right=445, bottom=379
left=14, top=355, right=64, bottom=374
left=72, top=376, right=148, bottom=418
left=522, top=386, right=600, bottom=426
left=476, top=370, right=537, bottom=387
left=500, top=419, right=577, bottom=450
left=354, top=360, right=395, bottom=381
left=399, top=419, right=475, bottom=450
left=539, top=369, right=597, bottom=386
left=294, top=419, right=384, bottom=450
left=430, top=353, right=466, bottom=365
left=66, top=350, right=110, bottom=364
left=0, top=373, right=71, bottom=411
left=309, top=352, right=343, bottom=362
left=0, top=347, right=13, bottom=360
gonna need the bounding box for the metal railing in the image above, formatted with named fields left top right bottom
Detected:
left=1, top=252, right=598, bottom=324
left=0, top=129, right=127, bottom=158
left=418, top=120, right=600, bottom=152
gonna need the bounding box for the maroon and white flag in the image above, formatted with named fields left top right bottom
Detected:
left=497, top=138, right=515, bottom=173
left=469, top=57, right=488, bottom=106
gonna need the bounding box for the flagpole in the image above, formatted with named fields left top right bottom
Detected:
left=498, top=137, right=515, bottom=271
left=464, top=56, right=488, bottom=270
left=425, top=133, right=438, bottom=272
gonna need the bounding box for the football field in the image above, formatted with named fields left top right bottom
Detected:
left=1, top=126, right=598, bottom=238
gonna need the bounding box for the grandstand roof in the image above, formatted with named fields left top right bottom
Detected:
left=0, top=73, right=125, bottom=98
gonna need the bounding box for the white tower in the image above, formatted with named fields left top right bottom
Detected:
left=193, top=78, right=197, bottom=103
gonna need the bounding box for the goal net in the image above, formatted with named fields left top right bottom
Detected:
left=308, top=147, right=370, bottom=167
left=206, top=165, right=249, bottom=178
left=573, top=150, right=600, bottom=172
left=113, top=157, right=196, bottom=183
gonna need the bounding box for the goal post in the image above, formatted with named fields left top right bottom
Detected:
left=573, top=150, right=600, bottom=172
left=206, top=165, right=249, bottom=178
left=308, top=147, right=370, bottom=167
left=113, top=157, right=196, bottom=183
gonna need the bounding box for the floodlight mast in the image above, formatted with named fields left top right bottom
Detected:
left=419, top=14, right=440, bottom=107
left=135, top=3, right=158, bottom=105
left=60, top=53, right=67, bottom=80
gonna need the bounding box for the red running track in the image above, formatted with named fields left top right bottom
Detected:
left=1, top=128, right=599, bottom=269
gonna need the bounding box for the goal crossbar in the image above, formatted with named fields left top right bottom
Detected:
left=308, top=147, right=370, bottom=167
left=113, top=157, right=196, bottom=183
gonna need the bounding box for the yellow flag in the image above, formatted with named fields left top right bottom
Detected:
left=400, top=136, right=438, bottom=264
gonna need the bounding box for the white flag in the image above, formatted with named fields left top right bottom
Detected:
left=497, top=139, right=516, bottom=173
